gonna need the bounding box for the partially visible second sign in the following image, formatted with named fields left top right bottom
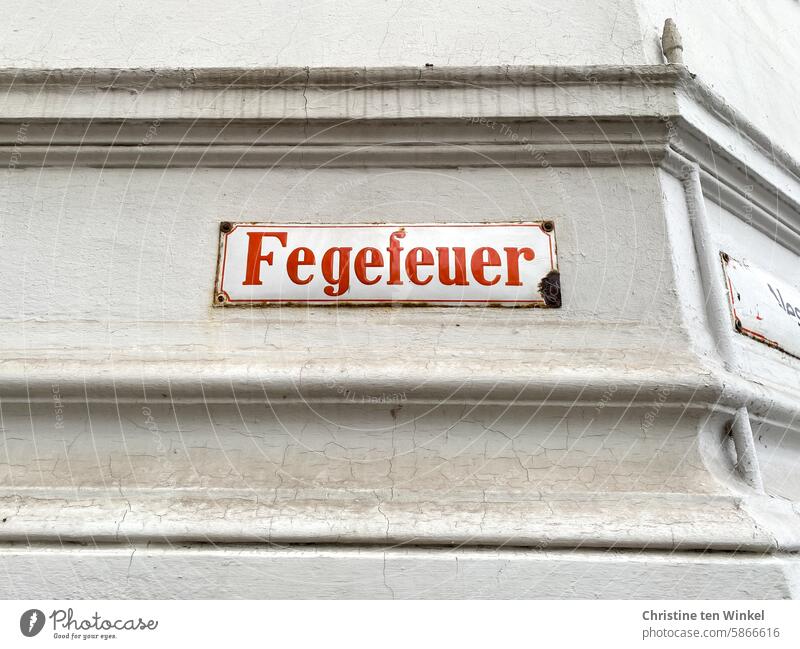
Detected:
left=722, top=253, right=800, bottom=360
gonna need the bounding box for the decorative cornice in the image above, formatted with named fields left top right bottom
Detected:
left=0, top=65, right=796, bottom=197
left=0, top=64, right=687, bottom=89
left=0, top=489, right=784, bottom=551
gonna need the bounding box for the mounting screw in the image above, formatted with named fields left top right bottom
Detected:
left=734, top=318, right=742, bottom=331
left=721, top=252, right=730, bottom=264
left=542, top=221, right=554, bottom=233
left=216, top=293, right=227, bottom=304
left=220, top=221, right=233, bottom=233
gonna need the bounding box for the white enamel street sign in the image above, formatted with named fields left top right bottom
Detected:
left=214, top=222, right=559, bottom=306
left=722, top=253, right=800, bottom=360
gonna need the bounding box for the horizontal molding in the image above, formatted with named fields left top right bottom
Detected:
left=1, top=544, right=795, bottom=598
left=0, top=358, right=714, bottom=403
left=0, top=142, right=668, bottom=168
left=0, top=67, right=795, bottom=231
left=0, top=491, right=783, bottom=552
left=668, top=126, right=800, bottom=256
left=0, top=65, right=795, bottom=223
left=0, top=65, right=687, bottom=89
left=0, top=115, right=670, bottom=168
left=700, top=164, right=800, bottom=256
left=677, top=72, right=800, bottom=181
left=2, top=355, right=800, bottom=433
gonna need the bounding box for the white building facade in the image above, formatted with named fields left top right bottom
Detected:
left=1, top=0, right=800, bottom=598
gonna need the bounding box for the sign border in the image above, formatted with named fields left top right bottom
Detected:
left=213, top=221, right=559, bottom=308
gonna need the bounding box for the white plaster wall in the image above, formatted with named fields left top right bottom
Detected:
left=637, top=0, right=800, bottom=162
left=0, top=0, right=647, bottom=68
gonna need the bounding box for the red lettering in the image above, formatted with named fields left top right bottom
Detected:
left=437, top=247, right=468, bottom=286
left=236, top=228, right=540, bottom=298
left=321, top=247, right=352, bottom=296
left=471, top=247, right=502, bottom=286
left=387, top=230, right=406, bottom=285
left=503, top=247, right=535, bottom=286
left=243, top=231, right=287, bottom=285
left=405, top=247, right=434, bottom=285
left=354, top=247, right=383, bottom=285
left=287, top=246, right=315, bottom=285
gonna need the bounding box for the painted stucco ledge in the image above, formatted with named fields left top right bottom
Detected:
left=0, top=543, right=798, bottom=599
